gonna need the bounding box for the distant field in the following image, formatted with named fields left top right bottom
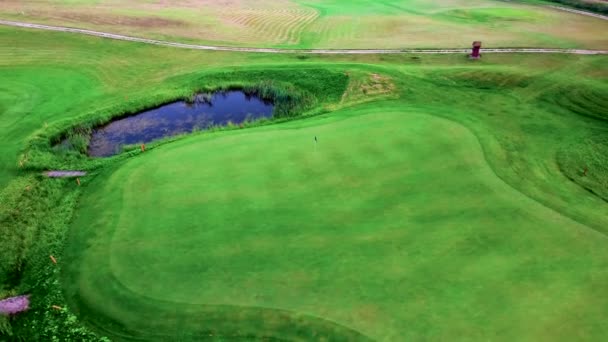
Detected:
left=1, top=0, right=608, bottom=49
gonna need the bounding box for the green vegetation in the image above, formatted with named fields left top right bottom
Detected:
left=0, top=12, right=607, bottom=342
left=0, top=176, right=100, bottom=340
left=28, top=68, right=347, bottom=173
left=1, top=0, right=608, bottom=49
left=558, top=133, right=608, bottom=201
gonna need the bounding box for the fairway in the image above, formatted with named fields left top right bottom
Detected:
left=2, top=0, right=608, bottom=49
left=1, top=1, right=608, bottom=341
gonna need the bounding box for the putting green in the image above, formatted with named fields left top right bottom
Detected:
left=64, top=104, right=608, bottom=340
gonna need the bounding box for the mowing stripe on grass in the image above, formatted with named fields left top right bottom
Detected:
left=1, top=19, right=607, bottom=55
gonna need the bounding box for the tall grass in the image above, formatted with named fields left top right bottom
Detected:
left=558, top=133, right=608, bottom=201
left=0, top=176, right=104, bottom=340
left=244, top=80, right=314, bottom=118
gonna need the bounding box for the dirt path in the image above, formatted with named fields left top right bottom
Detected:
left=1, top=19, right=607, bottom=55
left=548, top=5, right=608, bottom=21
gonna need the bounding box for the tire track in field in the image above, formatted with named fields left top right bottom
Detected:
left=1, top=19, right=607, bottom=55
left=220, top=8, right=318, bottom=45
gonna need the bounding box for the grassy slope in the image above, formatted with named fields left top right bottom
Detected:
left=0, top=26, right=607, bottom=340
left=1, top=0, right=608, bottom=49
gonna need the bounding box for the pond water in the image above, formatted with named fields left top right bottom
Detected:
left=87, top=91, right=274, bottom=157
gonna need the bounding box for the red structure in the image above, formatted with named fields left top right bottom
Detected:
left=470, top=41, right=482, bottom=59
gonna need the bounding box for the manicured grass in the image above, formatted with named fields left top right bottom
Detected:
left=0, top=25, right=607, bottom=340
left=2, top=0, right=608, bottom=49
left=65, top=104, right=608, bottom=340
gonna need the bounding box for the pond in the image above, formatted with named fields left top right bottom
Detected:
left=87, top=91, right=274, bottom=157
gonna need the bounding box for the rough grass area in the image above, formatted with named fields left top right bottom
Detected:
left=1, top=0, right=608, bottom=48
left=0, top=177, right=100, bottom=340
left=0, top=26, right=607, bottom=341
left=541, top=82, right=608, bottom=121
left=558, top=133, right=608, bottom=201
left=338, top=71, right=396, bottom=106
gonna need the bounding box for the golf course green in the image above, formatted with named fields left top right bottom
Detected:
left=0, top=1, right=607, bottom=340
left=64, top=105, right=608, bottom=340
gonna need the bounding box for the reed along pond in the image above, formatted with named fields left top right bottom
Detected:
left=88, top=91, right=274, bottom=157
